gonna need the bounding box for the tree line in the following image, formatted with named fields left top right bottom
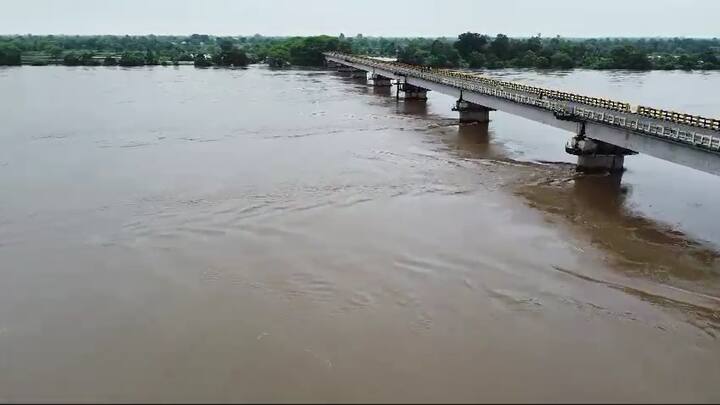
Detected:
left=394, top=33, right=720, bottom=70
left=1, top=33, right=718, bottom=71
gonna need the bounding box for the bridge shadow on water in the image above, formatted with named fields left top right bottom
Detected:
left=338, top=74, right=720, bottom=309
left=512, top=170, right=720, bottom=336
left=370, top=85, right=392, bottom=98
left=452, top=123, right=507, bottom=160
left=413, top=111, right=720, bottom=333
left=384, top=98, right=720, bottom=300
left=414, top=112, right=720, bottom=325
left=515, top=170, right=720, bottom=297
left=395, top=99, right=429, bottom=117
left=425, top=122, right=507, bottom=162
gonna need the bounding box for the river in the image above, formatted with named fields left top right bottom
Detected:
left=1, top=65, right=719, bottom=402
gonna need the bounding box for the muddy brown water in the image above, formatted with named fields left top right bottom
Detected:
left=1, top=66, right=719, bottom=402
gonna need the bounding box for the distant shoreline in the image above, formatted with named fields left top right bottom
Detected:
left=3, top=34, right=719, bottom=71
left=3, top=63, right=717, bottom=73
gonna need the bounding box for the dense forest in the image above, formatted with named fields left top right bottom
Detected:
left=1, top=33, right=718, bottom=70
left=395, top=34, right=720, bottom=70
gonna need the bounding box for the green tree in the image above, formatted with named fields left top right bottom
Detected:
left=103, top=56, right=118, bottom=66
left=144, top=50, right=159, bottom=65
left=193, top=52, right=213, bottom=67
left=47, top=45, right=63, bottom=61
left=698, top=50, right=718, bottom=69
left=519, top=50, right=538, bottom=68
left=608, top=45, right=651, bottom=70
left=525, top=35, right=542, bottom=53
left=119, top=51, right=146, bottom=66
left=266, top=45, right=290, bottom=67
left=398, top=43, right=430, bottom=65
left=62, top=52, right=82, bottom=66
left=677, top=54, right=699, bottom=70
left=212, top=42, right=249, bottom=67
left=1, top=33, right=719, bottom=71
left=226, top=48, right=249, bottom=66
left=287, top=36, right=340, bottom=66
left=490, top=34, right=511, bottom=59
left=427, top=39, right=460, bottom=68
left=550, top=51, right=575, bottom=69
left=535, top=56, right=551, bottom=69
left=0, top=43, right=21, bottom=65
left=80, top=52, right=100, bottom=66
left=466, top=51, right=486, bottom=68
left=454, top=32, right=488, bottom=58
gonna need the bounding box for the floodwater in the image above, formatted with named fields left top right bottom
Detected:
left=0, top=65, right=719, bottom=403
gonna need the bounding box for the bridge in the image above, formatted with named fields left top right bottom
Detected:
left=324, top=52, right=720, bottom=175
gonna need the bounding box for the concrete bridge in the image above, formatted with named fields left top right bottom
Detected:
left=324, top=52, right=720, bottom=175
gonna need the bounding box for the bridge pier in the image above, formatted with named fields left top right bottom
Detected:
left=577, top=154, right=626, bottom=172
left=453, top=99, right=493, bottom=124
left=399, top=82, right=428, bottom=100
left=350, top=69, right=367, bottom=79
left=369, top=74, right=392, bottom=87
left=338, top=66, right=367, bottom=79
left=565, top=135, right=637, bottom=173
left=337, top=65, right=367, bottom=78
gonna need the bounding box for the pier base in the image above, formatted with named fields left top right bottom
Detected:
left=370, top=74, right=392, bottom=87
left=576, top=155, right=626, bottom=172
left=566, top=136, right=636, bottom=173
left=399, top=83, right=428, bottom=100
left=350, top=69, right=367, bottom=79
left=453, top=99, right=493, bottom=124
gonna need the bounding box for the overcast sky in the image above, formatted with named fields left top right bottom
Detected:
left=2, top=0, right=718, bottom=38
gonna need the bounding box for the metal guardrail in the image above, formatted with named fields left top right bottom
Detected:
left=636, top=106, right=720, bottom=131
left=325, top=52, right=720, bottom=153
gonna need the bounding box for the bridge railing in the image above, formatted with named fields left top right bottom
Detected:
left=325, top=52, right=720, bottom=152
left=636, top=106, right=720, bottom=131
left=327, top=52, right=635, bottom=113
left=325, top=52, right=720, bottom=133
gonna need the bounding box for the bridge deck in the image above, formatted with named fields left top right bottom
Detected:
left=325, top=52, right=720, bottom=176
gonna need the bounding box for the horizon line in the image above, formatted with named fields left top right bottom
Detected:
left=1, top=33, right=719, bottom=40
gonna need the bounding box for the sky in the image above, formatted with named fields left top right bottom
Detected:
left=1, top=0, right=718, bottom=38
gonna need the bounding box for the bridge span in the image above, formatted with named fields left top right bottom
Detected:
left=324, top=52, right=720, bottom=176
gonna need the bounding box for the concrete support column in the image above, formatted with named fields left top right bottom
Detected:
left=337, top=65, right=367, bottom=79
left=350, top=69, right=367, bottom=79
left=370, top=74, right=392, bottom=87
left=399, top=83, right=428, bottom=100
left=577, top=155, right=625, bottom=172
left=565, top=135, right=636, bottom=173
left=453, top=99, right=493, bottom=124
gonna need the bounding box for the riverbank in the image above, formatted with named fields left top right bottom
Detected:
left=3, top=33, right=720, bottom=70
